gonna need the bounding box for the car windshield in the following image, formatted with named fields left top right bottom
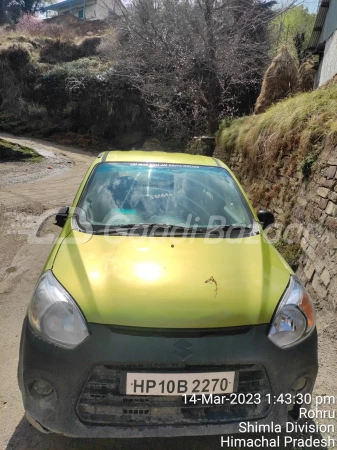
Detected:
left=76, top=162, right=254, bottom=232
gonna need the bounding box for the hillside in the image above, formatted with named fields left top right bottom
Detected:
left=215, top=76, right=337, bottom=201
left=213, top=81, right=337, bottom=436
left=0, top=17, right=148, bottom=149
left=214, top=75, right=337, bottom=314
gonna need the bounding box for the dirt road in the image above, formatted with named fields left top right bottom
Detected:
left=0, top=133, right=336, bottom=450
left=0, top=134, right=224, bottom=450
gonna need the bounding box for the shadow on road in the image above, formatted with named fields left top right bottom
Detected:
left=6, top=417, right=222, bottom=450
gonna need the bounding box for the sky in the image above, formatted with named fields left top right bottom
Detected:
left=301, top=0, right=320, bottom=12
left=275, top=0, right=320, bottom=14
left=45, top=0, right=322, bottom=16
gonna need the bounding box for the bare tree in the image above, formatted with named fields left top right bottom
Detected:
left=100, top=0, right=277, bottom=138
left=0, top=0, right=48, bottom=24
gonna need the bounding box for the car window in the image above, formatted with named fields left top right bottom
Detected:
left=76, top=163, right=253, bottom=230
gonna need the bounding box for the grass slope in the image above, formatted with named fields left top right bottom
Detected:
left=216, top=77, right=337, bottom=180
left=0, top=138, right=42, bottom=162
left=215, top=77, right=337, bottom=269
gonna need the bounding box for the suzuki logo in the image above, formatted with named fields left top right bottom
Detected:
left=173, top=340, right=192, bottom=361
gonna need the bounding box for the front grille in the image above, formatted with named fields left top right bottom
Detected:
left=77, top=364, right=271, bottom=426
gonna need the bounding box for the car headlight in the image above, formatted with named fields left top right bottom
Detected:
left=28, top=270, right=89, bottom=348
left=268, top=275, right=315, bottom=348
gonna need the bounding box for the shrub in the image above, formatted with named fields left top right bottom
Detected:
left=27, top=103, right=48, bottom=121
left=275, top=239, right=302, bottom=271
left=16, top=14, right=44, bottom=37
left=43, top=23, right=75, bottom=40
left=300, top=153, right=318, bottom=178
left=97, top=29, right=118, bottom=60
left=38, top=59, right=147, bottom=139
left=0, top=44, right=36, bottom=110
left=297, top=59, right=316, bottom=93
left=39, top=37, right=101, bottom=64
left=215, top=79, right=337, bottom=181
left=39, top=39, right=81, bottom=64
left=78, top=37, right=101, bottom=58
left=0, top=44, right=31, bottom=70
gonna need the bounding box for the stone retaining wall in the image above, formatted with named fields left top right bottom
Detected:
left=214, top=142, right=337, bottom=311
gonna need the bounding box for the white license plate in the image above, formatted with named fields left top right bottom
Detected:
left=126, top=371, right=235, bottom=396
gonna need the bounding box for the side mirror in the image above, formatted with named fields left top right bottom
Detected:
left=257, top=210, right=275, bottom=230
left=55, top=206, right=69, bottom=227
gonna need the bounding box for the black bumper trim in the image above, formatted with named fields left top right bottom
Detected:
left=104, top=323, right=252, bottom=337
left=18, top=318, right=318, bottom=438
left=77, top=363, right=271, bottom=426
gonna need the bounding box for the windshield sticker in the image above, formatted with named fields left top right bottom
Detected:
left=129, top=163, right=201, bottom=168
left=149, top=193, right=174, bottom=200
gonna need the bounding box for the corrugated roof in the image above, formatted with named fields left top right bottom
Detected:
left=307, top=0, right=330, bottom=52
left=43, top=0, right=125, bottom=11
left=43, top=0, right=85, bottom=11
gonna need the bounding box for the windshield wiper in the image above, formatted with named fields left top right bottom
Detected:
left=92, top=223, right=212, bottom=235
left=92, top=223, right=257, bottom=236
left=206, top=223, right=258, bottom=235
left=93, top=223, right=174, bottom=235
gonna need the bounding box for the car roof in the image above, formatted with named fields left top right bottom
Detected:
left=97, top=150, right=224, bottom=167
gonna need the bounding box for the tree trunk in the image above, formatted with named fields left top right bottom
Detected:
left=204, top=0, right=221, bottom=134
left=0, top=1, right=7, bottom=25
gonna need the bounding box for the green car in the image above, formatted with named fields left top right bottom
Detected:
left=18, top=151, right=318, bottom=437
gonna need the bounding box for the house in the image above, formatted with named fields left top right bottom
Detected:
left=307, top=0, right=337, bottom=87
left=43, top=0, right=124, bottom=20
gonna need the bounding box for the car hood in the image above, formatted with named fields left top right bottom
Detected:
left=52, top=231, right=291, bottom=328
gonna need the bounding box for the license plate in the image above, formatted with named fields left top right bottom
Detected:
left=126, top=371, right=235, bottom=396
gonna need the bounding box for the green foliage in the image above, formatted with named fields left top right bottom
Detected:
left=26, top=102, right=48, bottom=121
left=216, top=116, right=247, bottom=155
left=39, top=58, right=147, bottom=139
left=39, top=59, right=106, bottom=111
left=42, top=58, right=105, bottom=80
left=186, top=138, right=213, bottom=156
left=275, top=239, right=301, bottom=271
left=300, top=152, right=318, bottom=178
left=0, top=43, right=40, bottom=112
left=214, top=79, right=337, bottom=211
left=0, top=137, right=42, bottom=161
left=216, top=81, right=337, bottom=162
left=39, top=37, right=101, bottom=64
left=218, top=117, right=236, bottom=133
left=270, top=6, right=316, bottom=58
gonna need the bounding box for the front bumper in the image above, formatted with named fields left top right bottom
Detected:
left=18, top=318, right=318, bottom=438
